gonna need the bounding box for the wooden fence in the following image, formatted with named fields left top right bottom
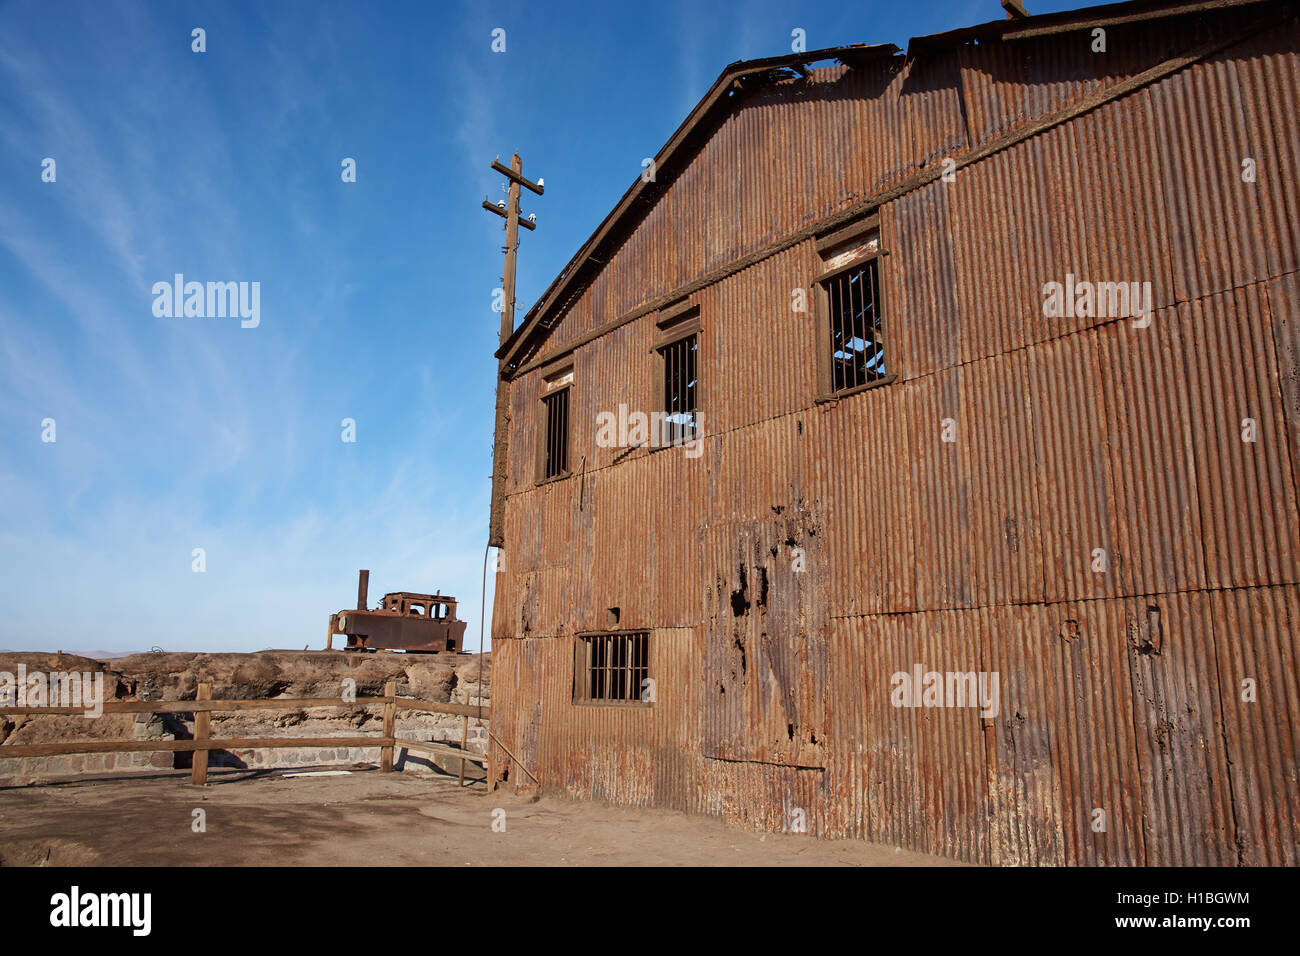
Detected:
left=0, top=681, right=489, bottom=786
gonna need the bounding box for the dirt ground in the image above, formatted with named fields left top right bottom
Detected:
left=0, top=767, right=961, bottom=866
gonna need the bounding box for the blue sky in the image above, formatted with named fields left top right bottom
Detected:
left=0, top=0, right=1084, bottom=653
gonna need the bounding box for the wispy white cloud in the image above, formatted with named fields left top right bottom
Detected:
left=0, top=1, right=502, bottom=653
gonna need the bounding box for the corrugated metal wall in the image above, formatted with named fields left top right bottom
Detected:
left=490, top=7, right=1300, bottom=865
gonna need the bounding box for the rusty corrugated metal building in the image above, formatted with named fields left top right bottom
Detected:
left=486, top=0, right=1300, bottom=865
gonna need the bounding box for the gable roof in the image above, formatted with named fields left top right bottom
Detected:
left=493, top=42, right=899, bottom=371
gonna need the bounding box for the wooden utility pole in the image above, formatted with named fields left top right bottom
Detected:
left=481, top=154, right=543, bottom=344
left=483, top=153, right=543, bottom=548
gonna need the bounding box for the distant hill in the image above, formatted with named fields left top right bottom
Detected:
left=0, top=649, right=136, bottom=659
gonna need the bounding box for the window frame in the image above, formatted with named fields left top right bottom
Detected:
left=813, top=220, right=896, bottom=402
left=572, top=630, right=653, bottom=708
left=651, top=300, right=701, bottom=454
left=657, top=330, right=699, bottom=449
left=535, top=363, right=573, bottom=484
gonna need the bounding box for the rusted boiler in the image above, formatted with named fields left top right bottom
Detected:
left=328, top=570, right=466, bottom=653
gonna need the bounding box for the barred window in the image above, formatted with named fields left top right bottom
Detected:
left=823, top=259, right=885, bottom=393
left=660, top=333, right=698, bottom=445
left=540, top=387, right=570, bottom=480
left=574, top=632, right=650, bottom=704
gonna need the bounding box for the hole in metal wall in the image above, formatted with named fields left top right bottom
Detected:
left=1139, top=605, right=1162, bottom=656
left=730, top=565, right=750, bottom=617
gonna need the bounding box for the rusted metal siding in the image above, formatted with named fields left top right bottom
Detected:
left=700, top=246, right=820, bottom=436
left=1099, top=311, right=1207, bottom=597
left=699, top=508, right=829, bottom=768
left=887, top=181, right=963, bottom=380
left=957, top=18, right=1221, bottom=143
left=490, top=3, right=1300, bottom=865
left=1241, top=32, right=1300, bottom=280
left=1150, top=36, right=1298, bottom=301
left=826, top=607, right=996, bottom=861
left=1026, top=329, right=1125, bottom=604
left=812, top=376, right=918, bottom=616
left=942, top=94, right=1180, bottom=365
left=1271, top=272, right=1300, bottom=499
left=1210, top=583, right=1300, bottom=866
left=1181, top=285, right=1300, bottom=589
left=958, top=347, right=1048, bottom=608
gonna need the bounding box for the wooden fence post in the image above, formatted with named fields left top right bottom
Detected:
left=459, top=715, right=469, bottom=786
left=380, top=680, right=396, bottom=772
left=191, top=682, right=211, bottom=786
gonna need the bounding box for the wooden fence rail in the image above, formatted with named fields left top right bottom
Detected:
left=0, top=696, right=484, bottom=717
left=0, top=682, right=489, bottom=786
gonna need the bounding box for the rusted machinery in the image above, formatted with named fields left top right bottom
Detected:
left=328, top=570, right=466, bottom=653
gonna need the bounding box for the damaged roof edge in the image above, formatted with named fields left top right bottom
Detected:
left=494, top=0, right=1277, bottom=371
